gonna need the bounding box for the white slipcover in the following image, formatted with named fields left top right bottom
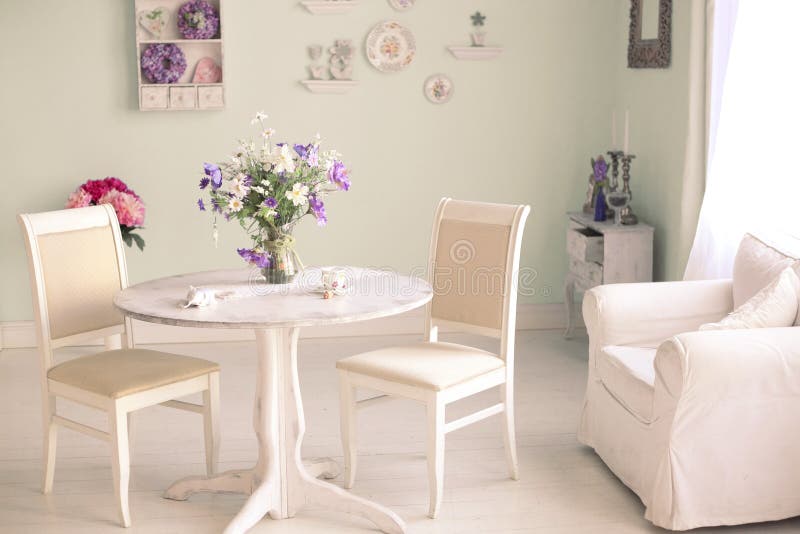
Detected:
left=579, top=234, right=800, bottom=530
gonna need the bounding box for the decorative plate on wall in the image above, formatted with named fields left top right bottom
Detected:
left=423, top=74, right=453, bottom=104
left=388, top=0, right=414, bottom=11
left=366, top=21, right=416, bottom=73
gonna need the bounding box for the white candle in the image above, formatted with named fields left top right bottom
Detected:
left=611, top=110, right=617, bottom=149
left=623, top=110, right=630, bottom=154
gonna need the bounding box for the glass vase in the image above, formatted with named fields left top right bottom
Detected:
left=260, top=230, right=302, bottom=284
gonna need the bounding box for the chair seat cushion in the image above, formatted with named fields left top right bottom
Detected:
left=336, top=341, right=504, bottom=391
left=47, top=349, right=220, bottom=399
left=597, top=345, right=656, bottom=422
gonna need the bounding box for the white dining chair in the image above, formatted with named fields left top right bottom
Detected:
left=336, top=198, right=530, bottom=518
left=18, top=204, right=221, bottom=528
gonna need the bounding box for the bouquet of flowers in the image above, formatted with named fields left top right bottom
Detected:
left=198, top=111, right=351, bottom=283
left=65, top=177, right=146, bottom=250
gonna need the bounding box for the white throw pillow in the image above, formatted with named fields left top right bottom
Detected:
left=732, top=233, right=798, bottom=308
left=701, top=266, right=800, bottom=331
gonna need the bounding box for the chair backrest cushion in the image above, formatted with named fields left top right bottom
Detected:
left=430, top=199, right=526, bottom=334
left=22, top=206, right=125, bottom=341
left=732, top=233, right=800, bottom=308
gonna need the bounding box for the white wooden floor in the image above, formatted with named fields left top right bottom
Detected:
left=1, top=330, right=799, bottom=533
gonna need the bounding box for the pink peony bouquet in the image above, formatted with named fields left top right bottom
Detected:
left=65, top=177, right=146, bottom=250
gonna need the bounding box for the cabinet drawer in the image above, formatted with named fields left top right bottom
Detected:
left=567, top=227, right=604, bottom=264
left=569, top=257, right=603, bottom=287
left=140, top=86, right=168, bottom=110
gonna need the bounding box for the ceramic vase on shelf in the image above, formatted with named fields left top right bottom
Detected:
left=260, top=228, right=302, bottom=284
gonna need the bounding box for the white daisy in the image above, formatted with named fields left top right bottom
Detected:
left=228, top=174, right=250, bottom=198
left=261, top=128, right=276, bottom=139
left=228, top=197, right=244, bottom=212
left=250, top=111, right=268, bottom=125
left=285, top=183, right=309, bottom=206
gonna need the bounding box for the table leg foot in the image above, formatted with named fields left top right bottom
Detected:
left=303, top=457, right=340, bottom=480
left=302, top=475, right=406, bottom=534
left=223, top=480, right=273, bottom=534
left=163, top=469, right=255, bottom=501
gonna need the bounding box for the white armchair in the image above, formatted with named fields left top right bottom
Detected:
left=579, top=233, right=800, bottom=530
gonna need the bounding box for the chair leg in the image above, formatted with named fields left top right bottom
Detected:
left=110, top=405, right=131, bottom=528
left=339, top=371, right=357, bottom=489
left=203, top=372, right=221, bottom=476
left=426, top=394, right=445, bottom=519
left=127, top=412, right=135, bottom=456
left=42, top=396, right=57, bottom=494
left=501, top=383, right=519, bottom=480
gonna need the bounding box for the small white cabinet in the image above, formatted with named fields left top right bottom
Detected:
left=563, top=211, right=654, bottom=338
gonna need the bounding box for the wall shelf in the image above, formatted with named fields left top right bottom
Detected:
left=447, top=46, right=504, bottom=60
left=300, top=80, right=358, bottom=94
left=135, top=0, right=225, bottom=111
left=300, top=1, right=359, bottom=15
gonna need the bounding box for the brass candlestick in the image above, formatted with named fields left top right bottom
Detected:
left=620, top=154, right=638, bottom=225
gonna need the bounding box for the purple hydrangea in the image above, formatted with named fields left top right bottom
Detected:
left=328, top=160, right=351, bottom=191
left=237, top=248, right=271, bottom=269
left=197, top=198, right=205, bottom=211
left=177, top=0, right=220, bottom=40
left=593, top=158, right=608, bottom=182
left=203, top=162, right=223, bottom=190
left=140, top=43, right=187, bottom=84
left=264, top=197, right=278, bottom=208
left=308, top=195, right=327, bottom=226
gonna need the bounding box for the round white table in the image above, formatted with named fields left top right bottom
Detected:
left=114, top=267, right=432, bottom=534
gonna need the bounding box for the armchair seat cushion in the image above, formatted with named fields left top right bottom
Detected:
left=336, top=341, right=504, bottom=391
left=48, top=349, right=219, bottom=399
left=597, top=346, right=656, bottom=423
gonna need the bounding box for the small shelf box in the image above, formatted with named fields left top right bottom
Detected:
left=135, top=0, right=225, bottom=111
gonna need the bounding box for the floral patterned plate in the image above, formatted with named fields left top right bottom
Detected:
left=423, top=74, right=454, bottom=104
left=388, top=0, right=415, bottom=11
left=366, top=21, right=416, bottom=73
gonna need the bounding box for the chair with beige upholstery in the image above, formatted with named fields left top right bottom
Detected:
left=19, top=204, right=220, bottom=528
left=336, top=198, right=530, bottom=518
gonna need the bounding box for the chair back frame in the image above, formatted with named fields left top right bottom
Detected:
left=424, top=198, right=531, bottom=373
left=18, top=204, right=135, bottom=374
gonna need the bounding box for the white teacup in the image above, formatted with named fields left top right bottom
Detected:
left=321, top=268, right=348, bottom=295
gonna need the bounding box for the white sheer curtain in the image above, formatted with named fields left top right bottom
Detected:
left=684, top=0, right=800, bottom=280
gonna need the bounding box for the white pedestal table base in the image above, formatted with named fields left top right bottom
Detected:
left=163, top=328, right=405, bottom=534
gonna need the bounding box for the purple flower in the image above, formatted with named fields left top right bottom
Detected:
left=237, top=247, right=271, bottom=269
left=204, top=162, right=223, bottom=190
left=593, top=158, right=608, bottom=182
left=328, top=160, right=351, bottom=191
left=294, top=143, right=320, bottom=167
left=199, top=176, right=210, bottom=189
left=309, top=195, right=327, bottom=226
left=197, top=198, right=205, bottom=211
left=243, top=174, right=252, bottom=186
left=264, top=197, right=278, bottom=208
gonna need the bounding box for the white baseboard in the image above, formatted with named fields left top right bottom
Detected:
left=0, top=303, right=582, bottom=350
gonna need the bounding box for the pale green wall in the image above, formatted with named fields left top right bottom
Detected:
left=4, top=0, right=694, bottom=323
left=612, top=0, right=693, bottom=281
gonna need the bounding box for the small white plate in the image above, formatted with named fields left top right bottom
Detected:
left=388, top=0, right=415, bottom=11
left=423, top=74, right=454, bottom=104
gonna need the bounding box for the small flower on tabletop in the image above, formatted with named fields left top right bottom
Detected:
left=286, top=183, right=309, bottom=206
left=328, top=160, right=351, bottom=191
left=197, top=198, right=206, bottom=211
left=592, top=156, right=608, bottom=182
left=203, top=162, right=223, bottom=190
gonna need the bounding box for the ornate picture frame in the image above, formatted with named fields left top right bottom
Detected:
left=628, top=0, right=672, bottom=69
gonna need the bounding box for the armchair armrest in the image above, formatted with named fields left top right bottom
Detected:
left=654, top=327, right=800, bottom=410
left=583, top=279, right=733, bottom=349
